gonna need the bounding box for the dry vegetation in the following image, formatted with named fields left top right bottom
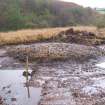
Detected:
left=0, top=26, right=105, bottom=46
left=0, top=27, right=69, bottom=46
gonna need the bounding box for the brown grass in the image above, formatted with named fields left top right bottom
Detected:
left=0, top=26, right=104, bottom=46
left=0, top=27, right=68, bottom=46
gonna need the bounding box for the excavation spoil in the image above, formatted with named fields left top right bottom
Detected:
left=7, top=43, right=104, bottom=61
left=49, top=28, right=105, bottom=45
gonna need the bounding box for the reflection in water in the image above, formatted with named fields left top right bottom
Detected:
left=0, top=70, right=41, bottom=105
left=96, top=62, right=105, bottom=68
left=27, top=86, right=30, bottom=98
left=25, top=77, right=31, bottom=98
left=25, top=55, right=30, bottom=98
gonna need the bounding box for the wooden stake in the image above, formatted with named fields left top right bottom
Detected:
left=26, top=55, right=29, bottom=81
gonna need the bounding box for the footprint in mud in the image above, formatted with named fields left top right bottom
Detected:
left=5, top=90, right=11, bottom=94
left=2, top=85, right=11, bottom=90
left=11, top=98, right=17, bottom=102
left=1, top=85, right=12, bottom=96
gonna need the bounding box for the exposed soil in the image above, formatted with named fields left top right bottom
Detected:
left=1, top=28, right=105, bottom=105
left=1, top=45, right=105, bottom=105
left=7, top=43, right=105, bottom=62
left=0, top=47, right=26, bottom=69
left=48, top=28, right=105, bottom=45
left=29, top=58, right=105, bottom=105
left=0, top=96, right=3, bottom=105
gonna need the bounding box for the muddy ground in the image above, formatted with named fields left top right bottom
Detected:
left=1, top=28, right=105, bottom=105
left=30, top=58, right=105, bottom=105
left=1, top=44, right=105, bottom=105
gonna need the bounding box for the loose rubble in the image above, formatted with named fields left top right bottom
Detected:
left=7, top=43, right=104, bottom=61
left=50, top=28, right=105, bottom=45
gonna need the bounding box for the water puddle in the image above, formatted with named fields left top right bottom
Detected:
left=96, top=62, right=105, bottom=68
left=0, top=70, right=41, bottom=105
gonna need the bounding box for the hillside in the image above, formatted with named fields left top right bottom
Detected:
left=0, top=0, right=99, bottom=31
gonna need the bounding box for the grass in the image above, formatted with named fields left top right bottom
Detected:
left=0, top=27, right=69, bottom=46
left=0, top=26, right=104, bottom=46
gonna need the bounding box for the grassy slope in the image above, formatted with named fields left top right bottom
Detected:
left=0, top=0, right=99, bottom=31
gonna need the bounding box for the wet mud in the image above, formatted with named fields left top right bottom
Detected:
left=1, top=45, right=105, bottom=105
